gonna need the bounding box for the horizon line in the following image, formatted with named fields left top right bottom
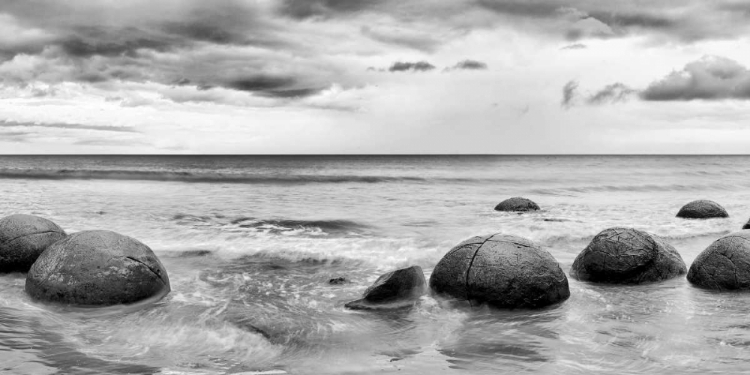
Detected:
left=1, top=154, right=750, bottom=157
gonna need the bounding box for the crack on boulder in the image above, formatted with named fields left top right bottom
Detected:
left=465, top=236, right=494, bottom=306
left=124, top=256, right=167, bottom=286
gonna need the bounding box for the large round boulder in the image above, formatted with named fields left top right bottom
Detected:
left=430, top=234, right=569, bottom=308
left=0, top=214, right=66, bottom=273
left=494, top=197, right=540, bottom=212
left=345, top=265, right=426, bottom=310
left=26, top=230, right=170, bottom=306
left=570, top=228, right=686, bottom=284
left=688, top=231, right=750, bottom=290
left=676, top=200, right=728, bottom=219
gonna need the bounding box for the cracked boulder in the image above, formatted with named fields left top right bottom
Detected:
left=429, top=234, right=569, bottom=308
left=345, top=266, right=426, bottom=310
left=0, top=214, right=67, bottom=273
left=688, top=231, right=750, bottom=290
left=26, top=230, right=170, bottom=306
left=676, top=200, right=728, bottom=219
left=494, top=197, right=540, bottom=212
left=571, top=228, right=686, bottom=284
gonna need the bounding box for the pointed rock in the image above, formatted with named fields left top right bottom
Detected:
left=345, top=266, right=426, bottom=310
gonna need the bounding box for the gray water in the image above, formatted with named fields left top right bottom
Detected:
left=1, top=155, right=750, bottom=374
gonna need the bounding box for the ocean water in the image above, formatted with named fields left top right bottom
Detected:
left=1, top=155, right=750, bottom=374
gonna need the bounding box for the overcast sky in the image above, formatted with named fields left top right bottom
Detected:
left=1, top=0, right=750, bottom=154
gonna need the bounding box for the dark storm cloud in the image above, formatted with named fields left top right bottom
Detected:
left=226, top=76, right=325, bottom=98
left=0, top=121, right=140, bottom=133
left=388, top=61, right=436, bottom=72
left=447, top=60, right=488, bottom=70
left=277, top=0, right=381, bottom=19
left=0, top=1, right=339, bottom=101
left=562, top=81, right=578, bottom=108
left=641, top=56, right=750, bottom=101
left=473, top=0, right=750, bottom=42
left=569, top=56, right=750, bottom=106
left=588, top=83, right=637, bottom=104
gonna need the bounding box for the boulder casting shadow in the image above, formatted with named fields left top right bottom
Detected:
left=494, top=197, right=540, bottom=212
left=345, top=266, right=426, bottom=310
left=688, top=231, right=750, bottom=290
left=570, top=227, right=687, bottom=284
left=0, top=214, right=67, bottom=273
left=676, top=200, right=728, bottom=219
left=430, top=234, right=569, bottom=308
left=25, top=230, right=170, bottom=306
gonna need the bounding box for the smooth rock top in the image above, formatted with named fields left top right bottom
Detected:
left=494, top=197, right=540, bottom=212
left=570, top=227, right=687, bottom=284
left=676, top=200, right=729, bottom=219
left=345, top=266, right=426, bottom=310
left=430, top=234, right=569, bottom=308
left=0, top=214, right=66, bottom=273
left=26, top=230, right=170, bottom=306
left=688, top=231, right=750, bottom=290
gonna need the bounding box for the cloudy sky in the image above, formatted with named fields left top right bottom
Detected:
left=1, top=0, right=750, bottom=154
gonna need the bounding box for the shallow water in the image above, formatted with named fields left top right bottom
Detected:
left=1, top=155, right=750, bottom=374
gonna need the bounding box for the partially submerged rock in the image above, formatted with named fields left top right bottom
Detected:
left=688, top=231, right=750, bottom=290
left=26, top=230, right=170, bottom=306
left=0, top=214, right=66, bottom=273
left=570, top=227, right=686, bottom=284
left=430, top=234, right=569, bottom=308
left=494, top=197, right=540, bottom=212
left=329, top=277, right=347, bottom=285
left=345, top=266, right=426, bottom=310
left=676, top=200, right=728, bottom=219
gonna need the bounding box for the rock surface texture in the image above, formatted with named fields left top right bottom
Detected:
left=494, top=197, right=540, bottom=212
left=571, top=227, right=687, bottom=284
left=430, top=234, right=569, bottom=308
left=26, top=230, right=170, bottom=306
left=676, top=200, right=729, bottom=219
left=345, top=266, right=426, bottom=310
left=688, top=231, right=750, bottom=290
left=0, top=214, right=66, bottom=273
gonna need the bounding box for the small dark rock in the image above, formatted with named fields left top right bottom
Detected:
left=571, top=227, right=686, bottom=284
left=494, top=197, right=540, bottom=212
left=676, top=200, right=728, bottom=219
left=329, top=277, right=347, bottom=285
left=688, top=231, right=750, bottom=290
left=345, top=266, right=426, bottom=310
left=742, top=219, right=750, bottom=230
left=26, top=230, right=170, bottom=306
left=430, top=234, right=569, bottom=308
left=0, top=214, right=67, bottom=273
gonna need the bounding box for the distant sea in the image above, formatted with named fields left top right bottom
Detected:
left=2, top=155, right=750, bottom=374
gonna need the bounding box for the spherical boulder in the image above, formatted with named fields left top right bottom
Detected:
left=494, top=197, right=540, bottom=212
left=688, top=231, right=750, bottom=290
left=430, top=234, right=569, bottom=308
left=345, top=266, right=426, bottom=310
left=676, top=200, right=728, bottom=219
left=570, top=227, right=686, bottom=284
left=26, top=230, right=170, bottom=306
left=0, top=214, right=66, bottom=273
